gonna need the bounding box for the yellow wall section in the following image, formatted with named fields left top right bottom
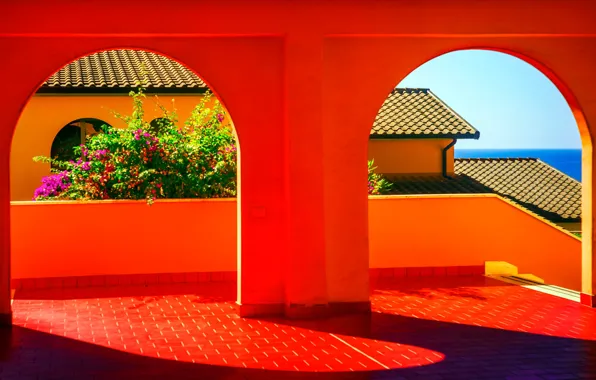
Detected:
left=368, top=138, right=455, bottom=177
left=10, top=94, right=228, bottom=201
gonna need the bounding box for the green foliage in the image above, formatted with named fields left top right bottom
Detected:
left=367, top=159, right=392, bottom=195
left=33, top=87, right=237, bottom=203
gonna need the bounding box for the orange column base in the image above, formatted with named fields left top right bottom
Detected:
left=238, top=301, right=371, bottom=319
left=285, top=301, right=372, bottom=319
left=237, top=303, right=285, bottom=318
left=329, top=301, right=372, bottom=315
left=581, top=293, right=595, bottom=307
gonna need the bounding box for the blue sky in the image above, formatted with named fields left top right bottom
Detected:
left=397, top=50, right=581, bottom=150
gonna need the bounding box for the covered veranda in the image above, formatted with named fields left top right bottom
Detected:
left=1, top=1, right=596, bottom=378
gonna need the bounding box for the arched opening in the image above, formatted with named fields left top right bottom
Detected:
left=50, top=118, right=111, bottom=166
left=51, top=124, right=81, bottom=163
left=9, top=48, right=247, bottom=362
left=148, top=117, right=173, bottom=135
left=368, top=49, right=585, bottom=293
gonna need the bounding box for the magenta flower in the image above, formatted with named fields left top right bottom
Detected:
left=95, top=149, right=108, bottom=158
left=33, top=171, right=71, bottom=199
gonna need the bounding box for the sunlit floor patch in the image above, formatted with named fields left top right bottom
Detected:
left=371, top=276, right=596, bottom=340
left=12, top=285, right=443, bottom=372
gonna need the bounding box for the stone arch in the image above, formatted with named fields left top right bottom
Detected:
left=1, top=39, right=286, bottom=322
left=366, top=48, right=584, bottom=289
left=322, top=38, right=596, bottom=306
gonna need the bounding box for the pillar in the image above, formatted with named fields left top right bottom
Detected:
left=0, top=111, right=16, bottom=327
left=581, top=141, right=595, bottom=306
left=281, top=34, right=330, bottom=318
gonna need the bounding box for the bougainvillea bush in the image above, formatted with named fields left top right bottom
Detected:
left=33, top=88, right=391, bottom=202
left=33, top=89, right=237, bottom=203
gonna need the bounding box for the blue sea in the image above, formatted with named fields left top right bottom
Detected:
left=455, top=149, right=582, bottom=182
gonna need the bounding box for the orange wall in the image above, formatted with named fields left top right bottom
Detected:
left=369, top=194, right=582, bottom=291
left=12, top=195, right=581, bottom=293
left=368, top=139, right=454, bottom=177
left=10, top=94, right=229, bottom=201
left=11, top=199, right=237, bottom=279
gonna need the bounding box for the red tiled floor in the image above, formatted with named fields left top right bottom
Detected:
left=3, top=276, right=596, bottom=379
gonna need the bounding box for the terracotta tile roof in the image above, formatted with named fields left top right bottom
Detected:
left=371, top=88, right=480, bottom=139
left=389, top=174, right=493, bottom=195
left=389, top=158, right=581, bottom=223
left=40, top=50, right=207, bottom=92
left=455, top=158, right=581, bottom=221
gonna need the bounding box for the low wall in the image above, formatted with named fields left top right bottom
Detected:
left=369, top=194, right=581, bottom=291
left=11, top=199, right=237, bottom=279
left=11, top=194, right=582, bottom=291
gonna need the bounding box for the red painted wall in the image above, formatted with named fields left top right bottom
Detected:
left=1, top=1, right=596, bottom=319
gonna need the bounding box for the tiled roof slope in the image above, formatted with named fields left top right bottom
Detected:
left=389, top=174, right=493, bottom=195
left=371, top=88, right=480, bottom=139
left=41, top=50, right=207, bottom=91
left=455, top=158, right=581, bottom=221
left=389, top=158, right=581, bottom=223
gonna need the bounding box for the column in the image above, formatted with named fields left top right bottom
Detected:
left=282, top=34, right=330, bottom=318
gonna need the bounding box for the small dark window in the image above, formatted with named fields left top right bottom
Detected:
left=149, top=117, right=174, bottom=134
left=50, top=124, right=82, bottom=165
left=50, top=118, right=111, bottom=168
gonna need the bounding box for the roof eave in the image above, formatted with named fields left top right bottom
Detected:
left=36, top=86, right=209, bottom=95
left=370, top=131, right=480, bottom=140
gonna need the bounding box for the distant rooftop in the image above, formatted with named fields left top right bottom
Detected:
left=370, top=88, right=480, bottom=140
left=390, top=158, right=581, bottom=223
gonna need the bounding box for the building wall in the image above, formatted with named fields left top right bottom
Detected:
left=368, top=139, right=455, bottom=178
left=10, top=94, right=230, bottom=201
